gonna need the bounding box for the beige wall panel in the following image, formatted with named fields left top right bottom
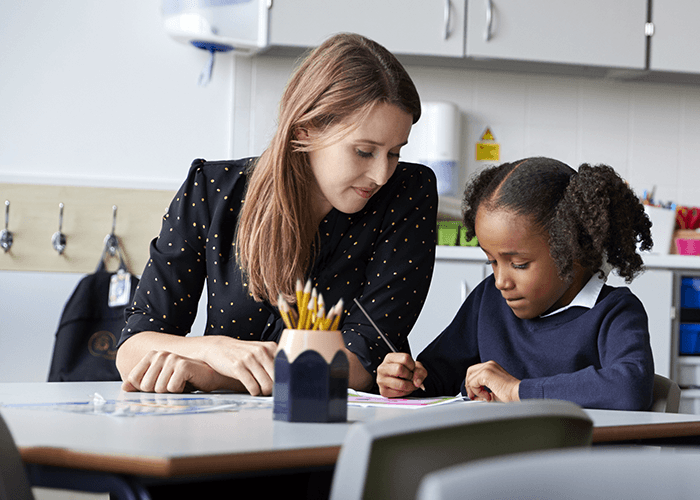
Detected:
left=0, top=184, right=175, bottom=274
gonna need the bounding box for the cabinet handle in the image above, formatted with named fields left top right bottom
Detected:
left=484, top=0, right=494, bottom=42
left=461, top=280, right=469, bottom=303
left=443, top=0, right=453, bottom=40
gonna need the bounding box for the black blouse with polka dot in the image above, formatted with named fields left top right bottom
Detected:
left=119, top=157, right=438, bottom=376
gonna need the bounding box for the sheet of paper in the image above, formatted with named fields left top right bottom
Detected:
left=347, top=389, right=472, bottom=409
left=1, top=390, right=472, bottom=416
left=0, top=392, right=273, bottom=417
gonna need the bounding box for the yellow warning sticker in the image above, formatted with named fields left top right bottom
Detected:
left=476, top=143, right=500, bottom=161
left=481, top=128, right=495, bottom=141
left=476, top=127, right=499, bottom=161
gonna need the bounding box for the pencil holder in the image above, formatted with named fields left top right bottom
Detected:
left=273, top=329, right=348, bottom=423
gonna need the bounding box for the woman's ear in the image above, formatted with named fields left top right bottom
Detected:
left=295, top=126, right=310, bottom=140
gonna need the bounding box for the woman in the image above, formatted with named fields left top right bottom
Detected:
left=116, top=33, right=438, bottom=395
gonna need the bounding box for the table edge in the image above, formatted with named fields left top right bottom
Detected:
left=20, top=445, right=342, bottom=478
left=592, top=421, right=700, bottom=443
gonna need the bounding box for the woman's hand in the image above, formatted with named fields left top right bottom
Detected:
left=377, top=352, right=427, bottom=398
left=121, top=350, right=233, bottom=394
left=118, top=334, right=278, bottom=395
left=201, top=337, right=278, bottom=396
left=465, top=360, right=520, bottom=402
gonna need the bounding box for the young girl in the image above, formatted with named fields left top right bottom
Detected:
left=116, top=33, right=438, bottom=395
left=377, top=157, right=655, bottom=410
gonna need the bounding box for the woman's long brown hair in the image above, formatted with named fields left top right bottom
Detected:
left=236, top=33, right=421, bottom=304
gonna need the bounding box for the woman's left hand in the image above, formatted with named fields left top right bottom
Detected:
left=465, top=360, right=521, bottom=402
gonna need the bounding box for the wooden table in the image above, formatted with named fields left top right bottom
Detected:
left=3, top=382, right=700, bottom=497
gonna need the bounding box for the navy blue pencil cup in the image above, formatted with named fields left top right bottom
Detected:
left=273, top=329, right=349, bottom=423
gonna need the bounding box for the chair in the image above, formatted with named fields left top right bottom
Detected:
left=416, top=447, right=700, bottom=500
left=0, top=412, right=35, bottom=500
left=1, top=414, right=123, bottom=500
left=651, top=373, right=681, bottom=413
left=329, top=399, right=593, bottom=500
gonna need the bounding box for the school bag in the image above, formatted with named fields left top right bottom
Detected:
left=47, top=255, right=138, bottom=382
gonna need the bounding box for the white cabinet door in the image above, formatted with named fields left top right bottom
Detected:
left=466, top=0, right=647, bottom=69
left=268, top=0, right=466, bottom=57
left=409, top=260, right=487, bottom=355
left=650, top=0, right=700, bottom=73
left=608, top=270, right=674, bottom=379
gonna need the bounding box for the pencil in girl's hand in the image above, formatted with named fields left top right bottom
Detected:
left=353, top=297, right=425, bottom=391
left=353, top=298, right=397, bottom=352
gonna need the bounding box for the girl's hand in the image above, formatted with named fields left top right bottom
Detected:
left=377, top=353, right=427, bottom=398
left=465, top=360, right=521, bottom=402
left=121, top=350, right=233, bottom=394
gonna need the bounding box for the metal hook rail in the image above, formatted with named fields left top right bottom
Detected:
left=1, top=200, right=13, bottom=253
left=104, top=205, right=119, bottom=257
left=0, top=201, right=124, bottom=259
left=51, top=203, right=67, bottom=255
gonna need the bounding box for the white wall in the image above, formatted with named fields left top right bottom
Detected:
left=0, top=0, right=229, bottom=381
left=237, top=58, right=700, bottom=209
left=2, top=1, right=700, bottom=382
left=0, top=0, right=234, bottom=189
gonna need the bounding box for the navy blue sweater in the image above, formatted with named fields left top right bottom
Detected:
left=417, top=275, right=654, bottom=410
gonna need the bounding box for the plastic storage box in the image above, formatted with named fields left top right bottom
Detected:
left=680, top=323, right=700, bottom=355
left=681, top=277, right=700, bottom=309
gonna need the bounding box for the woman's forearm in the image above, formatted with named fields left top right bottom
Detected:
left=117, top=331, right=374, bottom=393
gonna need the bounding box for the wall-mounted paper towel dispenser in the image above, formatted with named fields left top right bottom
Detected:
left=162, top=0, right=269, bottom=55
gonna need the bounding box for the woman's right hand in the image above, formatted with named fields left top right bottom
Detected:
left=202, top=337, right=278, bottom=396
left=376, top=352, right=427, bottom=398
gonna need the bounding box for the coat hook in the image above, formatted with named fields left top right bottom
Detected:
left=0, top=200, right=13, bottom=253
left=104, top=205, right=119, bottom=256
left=52, top=202, right=67, bottom=255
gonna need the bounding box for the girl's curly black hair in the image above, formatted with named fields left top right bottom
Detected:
left=461, top=157, right=653, bottom=283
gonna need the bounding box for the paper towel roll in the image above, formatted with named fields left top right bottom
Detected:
left=402, top=101, right=461, bottom=196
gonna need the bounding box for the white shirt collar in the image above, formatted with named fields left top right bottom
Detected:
left=540, top=271, right=607, bottom=318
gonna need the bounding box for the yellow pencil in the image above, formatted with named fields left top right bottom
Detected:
left=278, top=294, right=294, bottom=329
left=317, top=293, right=325, bottom=325
left=305, top=294, right=316, bottom=329
left=289, top=307, right=299, bottom=328
left=295, top=279, right=304, bottom=311
left=330, top=299, right=344, bottom=330
left=312, top=303, right=325, bottom=330
left=297, top=279, right=312, bottom=330
left=310, top=287, right=318, bottom=314
left=322, top=306, right=335, bottom=331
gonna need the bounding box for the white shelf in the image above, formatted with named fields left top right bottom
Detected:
left=436, top=245, right=700, bottom=271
